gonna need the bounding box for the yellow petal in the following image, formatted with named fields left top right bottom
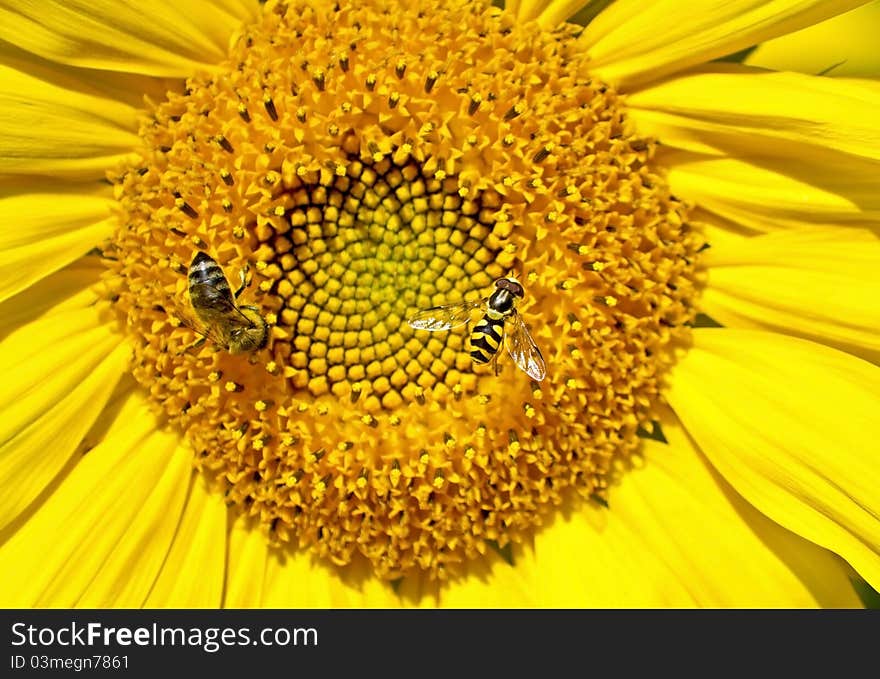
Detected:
left=0, top=309, right=126, bottom=531
left=1, top=220, right=114, bottom=304
left=0, top=37, right=179, bottom=110
left=515, top=0, right=595, bottom=24
left=745, top=1, right=880, bottom=77
left=667, top=329, right=880, bottom=592
left=511, top=0, right=609, bottom=26
left=0, top=255, right=103, bottom=340
left=702, top=227, right=880, bottom=363
left=261, top=547, right=399, bottom=608
left=690, top=207, right=760, bottom=243
left=399, top=553, right=536, bottom=607
left=664, top=152, right=879, bottom=232
left=534, top=0, right=594, bottom=26
left=223, top=517, right=269, bottom=607
left=628, top=65, right=880, bottom=164
left=0, top=187, right=115, bottom=302
left=580, top=0, right=868, bottom=88
left=0, top=390, right=191, bottom=607
left=143, top=476, right=227, bottom=608
left=0, top=0, right=259, bottom=78
left=512, top=0, right=551, bottom=22
left=521, top=504, right=694, bottom=606
left=0, top=63, right=139, bottom=178
left=515, top=412, right=860, bottom=607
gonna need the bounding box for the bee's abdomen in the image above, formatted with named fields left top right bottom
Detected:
left=470, top=316, right=503, bottom=365
left=188, top=254, right=229, bottom=291
left=188, top=253, right=232, bottom=309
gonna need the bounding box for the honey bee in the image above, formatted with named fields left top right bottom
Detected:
left=184, top=251, right=268, bottom=354
left=407, top=277, right=546, bottom=381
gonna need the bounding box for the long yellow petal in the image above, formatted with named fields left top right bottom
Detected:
left=0, top=255, right=103, bottom=340
left=702, top=228, right=880, bottom=363
left=223, top=517, right=269, bottom=608
left=0, top=38, right=179, bottom=110
left=0, top=390, right=191, bottom=607
left=0, top=308, right=127, bottom=530
left=627, top=65, right=880, bottom=164
left=744, top=1, right=880, bottom=77
left=522, top=506, right=695, bottom=606
left=663, top=152, right=879, bottom=232
left=535, top=0, right=595, bottom=26
left=0, top=0, right=260, bottom=78
left=261, top=548, right=399, bottom=608
left=580, top=0, right=869, bottom=88
left=0, top=63, right=139, bottom=178
left=0, top=188, right=115, bottom=302
left=223, top=515, right=399, bottom=608
left=513, top=0, right=552, bottom=22
left=393, top=550, right=535, bottom=607
left=666, top=329, right=880, bottom=592
left=143, top=476, right=227, bottom=608
left=1, top=220, right=114, bottom=304
left=0, top=340, right=129, bottom=531
left=689, top=207, right=760, bottom=243
left=514, top=412, right=860, bottom=607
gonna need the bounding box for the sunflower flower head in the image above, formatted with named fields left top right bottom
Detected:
left=104, top=0, right=702, bottom=579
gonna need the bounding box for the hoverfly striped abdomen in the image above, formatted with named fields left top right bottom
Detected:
left=469, top=316, right=505, bottom=365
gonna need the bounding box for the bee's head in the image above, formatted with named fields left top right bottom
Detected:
left=495, top=276, right=524, bottom=298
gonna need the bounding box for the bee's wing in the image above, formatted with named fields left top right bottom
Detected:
left=189, top=271, right=268, bottom=337
left=170, top=301, right=232, bottom=350
left=506, top=311, right=546, bottom=382
left=189, top=280, right=259, bottom=329
left=407, top=299, right=483, bottom=331
left=225, top=303, right=263, bottom=329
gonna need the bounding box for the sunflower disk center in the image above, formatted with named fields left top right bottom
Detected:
left=266, top=159, right=503, bottom=405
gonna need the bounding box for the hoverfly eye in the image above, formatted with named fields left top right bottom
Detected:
left=494, top=277, right=524, bottom=298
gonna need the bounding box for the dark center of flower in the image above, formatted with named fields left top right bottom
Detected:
left=104, top=0, right=703, bottom=579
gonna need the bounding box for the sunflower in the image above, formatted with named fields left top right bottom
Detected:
left=1, top=0, right=878, bottom=608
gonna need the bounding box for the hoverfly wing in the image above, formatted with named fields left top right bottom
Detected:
left=407, top=300, right=483, bottom=331
left=506, top=311, right=546, bottom=382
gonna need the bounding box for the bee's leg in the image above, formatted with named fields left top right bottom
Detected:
left=233, top=263, right=251, bottom=299
left=239, top=305, right=264, bottom=329
left=177, top=336, right=207, bottom=356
